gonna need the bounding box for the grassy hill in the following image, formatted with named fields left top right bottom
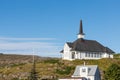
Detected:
left=0, top=54, right=120, bottom=80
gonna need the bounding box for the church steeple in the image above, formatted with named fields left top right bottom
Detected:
left=78, top=20, right=85, bottom=39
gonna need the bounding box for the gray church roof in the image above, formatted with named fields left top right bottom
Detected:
left=72, top=65, right=98, bottom=77
left=66, top=38, right=114, bottom=53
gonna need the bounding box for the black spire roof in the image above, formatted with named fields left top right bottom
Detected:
left=79, top=20, right=84, bottom=35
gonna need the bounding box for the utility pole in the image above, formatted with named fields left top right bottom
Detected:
left=28, top=48, right=38, bottom=80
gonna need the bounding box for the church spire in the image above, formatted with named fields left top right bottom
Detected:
left=78, top=20, right=85, bottom=39
left=79, top=20, right=83, bottom=34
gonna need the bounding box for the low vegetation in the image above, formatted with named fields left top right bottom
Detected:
left=0, top=54, right=120, bottom=80
left=114, top=53, right=120, bottom=58
left=103, top=63, right=120, bottom=80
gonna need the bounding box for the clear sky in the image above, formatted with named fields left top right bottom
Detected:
left=0, top=0, right=120, bottom=57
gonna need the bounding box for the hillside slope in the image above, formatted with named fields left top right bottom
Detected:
left=0, top=54, right=120, bottom=80
left=0, top=54, right=49, bottom=67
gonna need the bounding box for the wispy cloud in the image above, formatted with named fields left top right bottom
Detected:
left=0, top=37, right=62, bottom=57
left=0, top=37, right=55, bottom=41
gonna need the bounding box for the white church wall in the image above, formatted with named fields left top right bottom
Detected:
left=76, top=52, right=81, bottom=59
left=76, top=52, right=84, bottom=59
left=63, top=43, right=73, bottom=60
left=80, top=52, right=86, bottom=59
left=102, top=53, right=114, bottom=58
left=73, top=52, right=79, bottom=59
left=102, top=53, right=108, bottom=58
left=62, top=44, right=114, bottom=60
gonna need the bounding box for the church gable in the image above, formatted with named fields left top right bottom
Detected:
left=64, top=43, right=72, bottom=52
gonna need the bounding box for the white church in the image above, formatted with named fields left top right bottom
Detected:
left=60, top=20, right=115, bottom=60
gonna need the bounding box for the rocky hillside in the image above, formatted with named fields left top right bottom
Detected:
left=0, top=54, right=120, bottom=80
left=0, top=54, right=49, bottom=67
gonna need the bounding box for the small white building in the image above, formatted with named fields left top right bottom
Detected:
left=59, top=64, right=101, bottom=80
left=60, top=20, right=114, bottom=60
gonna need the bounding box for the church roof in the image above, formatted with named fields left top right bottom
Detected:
left=66, top=38, right=114, bottom=53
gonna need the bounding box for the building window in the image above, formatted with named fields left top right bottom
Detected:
left=96, top=53, right=97, bottom=57
left=88, top=53, right=90, bottom=57
left=85, top=52, right=87, bottom=57
left=72, top=52, right=75, bottom=59
left=94, top=53, right=96, bottom=57
left=82, top=68, right=86, bottom=72
left=100, top=53, right=102, bottom=57
left=91, top=53, right=93, bottom=57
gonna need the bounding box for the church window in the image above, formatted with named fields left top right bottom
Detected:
left=87, top=52, right=89, bottom=57
left=89, top=53, right=91, bottom=57
left=97, top=54, right=99, bottom=57
left=88, top=53, right=90, bottom=57
left=100, top=53, right=102, bottom=57
left=88, top=68, right=91, bottom=72
left=94, top=53, right=96, bottom=57
left=72, top=52, right=75, bottom=59
left=85, top=52, right=87, bottom=57
left=91, top=53, right=93, bottom=57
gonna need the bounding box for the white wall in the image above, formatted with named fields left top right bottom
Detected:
left=62, top=43, right=73, bottom=60
left=102, top=53, right=113, bottom=58
left=62, top=44, right=114, bottom=60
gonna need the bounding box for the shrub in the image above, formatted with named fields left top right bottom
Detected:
left=104, top=63, right=120, bottom=80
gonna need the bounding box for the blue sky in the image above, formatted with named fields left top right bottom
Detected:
left=0, top=0, right=120, bottom=57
